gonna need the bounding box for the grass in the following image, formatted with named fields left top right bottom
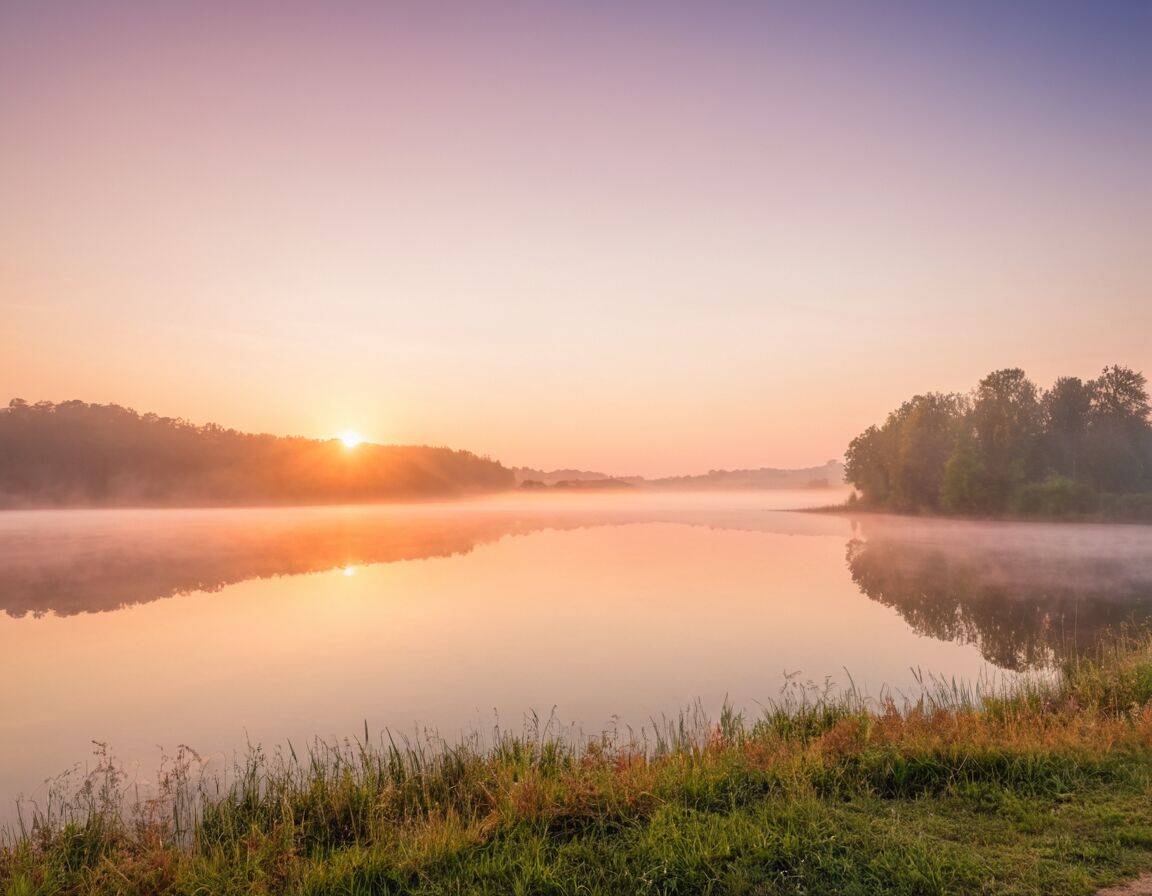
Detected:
left=5, top=639, right=1152, bottom=895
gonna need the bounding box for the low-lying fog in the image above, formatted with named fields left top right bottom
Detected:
left=2, top=488, right=1149, bottom=821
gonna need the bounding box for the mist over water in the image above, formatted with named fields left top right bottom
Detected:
left=2, top=490, right=1150, bottom=820
left=0, top=491, right=847, bottom=618
left=846, top=515, right=1152, bottom=670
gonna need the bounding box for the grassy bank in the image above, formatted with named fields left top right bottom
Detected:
left=5, top=643, right=1152, bottom=895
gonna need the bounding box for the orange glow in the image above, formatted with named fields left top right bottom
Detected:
left=1, top=6, right=1147, bottom=476
left=0, top=495, right=1005, bottom=808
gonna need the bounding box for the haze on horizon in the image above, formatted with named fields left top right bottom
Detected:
left=2, top=1, right=1149, bottom=478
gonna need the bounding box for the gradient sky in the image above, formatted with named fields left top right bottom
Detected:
left=2, top=1, right=1149, bottom=476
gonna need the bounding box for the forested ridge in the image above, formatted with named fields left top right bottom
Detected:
left=0, top=400, right=514, bottom=507
left=844, top=365, right=1152, bottom=519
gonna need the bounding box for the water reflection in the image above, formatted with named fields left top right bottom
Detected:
left=0, top=494, right=848, bottom=618
left=0, top=507, right=530, bottom=618
left=6, top=495, right=1152, bottom=818
left=5, top=502, right=1152, bottom=676
left=846, top=516, right=1152, bottom=669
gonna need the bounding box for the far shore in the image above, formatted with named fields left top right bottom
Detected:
left=799, top=499, right=1152, bottom=526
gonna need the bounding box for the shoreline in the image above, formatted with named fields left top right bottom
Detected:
left=5, top=637, right=1152, bottom=895
left=798, top=502, right=1152, bottom=526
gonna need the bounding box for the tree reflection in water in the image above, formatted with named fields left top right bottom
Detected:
left=846, top=519, right=1152, bottom=670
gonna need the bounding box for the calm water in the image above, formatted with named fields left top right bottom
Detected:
left=3, top=491, right=1152, bottom=815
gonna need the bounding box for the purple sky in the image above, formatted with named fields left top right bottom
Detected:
left=2, top=2, right=1150, bottom=474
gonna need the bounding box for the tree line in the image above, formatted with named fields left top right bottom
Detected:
left=0, top=400, right=514, bottom=507
left=844, top=366, right=1152, bottom=519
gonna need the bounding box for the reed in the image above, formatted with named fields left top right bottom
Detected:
left=5, top=636, right=1152, bottom=895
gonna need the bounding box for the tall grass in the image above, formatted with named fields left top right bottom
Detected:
left=5, top=636, right=1152, bottom=894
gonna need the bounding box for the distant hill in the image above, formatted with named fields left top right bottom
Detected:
left=519, top=478, right=637, bottom=491
left=645, top=460, right=845, bottom=490
left=516, top=461, right=845, bottom=490
left=0, top=399, right=514, bottom=508
left=512, top=467, right=643, bottom=486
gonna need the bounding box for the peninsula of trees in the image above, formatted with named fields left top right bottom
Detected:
left=843, top=366, right=1152, bottom=520
left=0, top=400, right=514, bottom=508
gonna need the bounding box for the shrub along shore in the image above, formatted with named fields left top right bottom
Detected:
left=5, top=640, right=1152, bottom=895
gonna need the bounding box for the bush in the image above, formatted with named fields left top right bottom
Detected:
left=1013, top=475, right=1100, bottom=518
left=1102, top=492, right=1152, bottom=522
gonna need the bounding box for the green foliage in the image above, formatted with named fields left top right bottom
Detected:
left=845, top=365, right=1152, bottom=518
left=1085, top=421, right=1146, bottom=493
left=1013, top=475, right=1100, bottom=518
left=938, top=438, right=991, bottom=514
left=1104, top=492, right=1152, bottom=522
left=0, top=400, right=515, bottom=507
left=845, top=424, right=898, bottom=506
left=892, top=393, right=968, bottom=511
left=971, top=368, right=1043, bottom=506
left=1092, top=366, right=1151, bottom=425
left=1042, top=376, right=1092, bottom=479
left=845, top=394, right=967, bottom=512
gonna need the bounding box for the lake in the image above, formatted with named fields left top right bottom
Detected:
left=3, top=490, right=1152, bottom=818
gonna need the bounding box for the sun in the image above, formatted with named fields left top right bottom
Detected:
left=340, top=431, right=364, bottom=449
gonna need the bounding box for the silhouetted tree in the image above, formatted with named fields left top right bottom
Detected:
left=1091, top=365, right=1151, bottom=425
left=0, top=400, right=516, bottom=507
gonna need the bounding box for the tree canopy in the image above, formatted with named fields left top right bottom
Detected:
left=0, top=400, right=514, bottom=507
left=844, top=366, right=1152, bottom=518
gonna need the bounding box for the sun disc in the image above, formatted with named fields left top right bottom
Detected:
left=340, top=431, right=363, bottom=448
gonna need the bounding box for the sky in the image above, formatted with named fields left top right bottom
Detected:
left=1, top=1, right=1150, bottom=477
